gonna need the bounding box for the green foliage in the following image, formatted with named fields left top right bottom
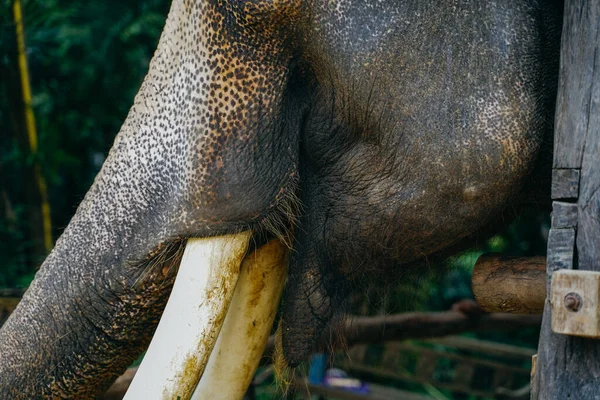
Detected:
left=0, top=0, right=169, bottom=287
left=21, top=0, right=169, bottom=185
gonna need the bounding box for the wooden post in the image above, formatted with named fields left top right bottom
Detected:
left=532, top=0, right=600, bottom=398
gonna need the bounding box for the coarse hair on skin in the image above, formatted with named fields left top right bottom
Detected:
left=257, top=172, right=302, bottom=250
left=130, top=240, right=187, bottom=290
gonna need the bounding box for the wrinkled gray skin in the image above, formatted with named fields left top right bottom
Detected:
left=0, top=0, right=561, bottom=397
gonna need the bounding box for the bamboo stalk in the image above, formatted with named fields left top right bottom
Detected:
left=12, top=0, right=53, bottom=252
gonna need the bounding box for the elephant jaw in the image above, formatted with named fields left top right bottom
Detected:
left=123, top=232, right=287, bottom=400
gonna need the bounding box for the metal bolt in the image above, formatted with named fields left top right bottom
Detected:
left=564, top=292, right=582, bottom=312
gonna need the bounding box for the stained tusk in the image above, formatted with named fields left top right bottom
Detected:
left=191, top=239, right=287, bottom=400
left=124, top=232, right=251, bottom=400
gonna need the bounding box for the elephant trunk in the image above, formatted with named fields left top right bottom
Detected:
left=0, top=212, right=185, bottom=398
left=0, top=98, right=193, bottom=394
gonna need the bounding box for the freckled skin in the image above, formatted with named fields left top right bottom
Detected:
left=0, top=0, right=561, bottom=397
left=281, top=0, right=561, bottom=364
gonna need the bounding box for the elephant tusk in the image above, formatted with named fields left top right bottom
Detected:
left=191, top=239, right=287, bottom=400
left=124, top=232, right=251, bottom=400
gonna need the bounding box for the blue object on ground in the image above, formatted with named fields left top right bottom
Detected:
left=308, top=353, right=327, bottom=384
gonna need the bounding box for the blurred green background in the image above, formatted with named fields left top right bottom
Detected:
left=1, top=0, right=170, bottom=286
left=0, top=1, right=549, bottom=398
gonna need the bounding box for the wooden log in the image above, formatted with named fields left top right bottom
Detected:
left=260, top=308, right=541, bottom=365
left=472, top=254, right=546, bottom=314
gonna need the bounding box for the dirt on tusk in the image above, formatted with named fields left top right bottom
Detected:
left=192, top=239, right=288, bottom=400
left=123, top=232, right=251, bottom=400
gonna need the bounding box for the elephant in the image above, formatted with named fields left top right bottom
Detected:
left=0, top=0, right=562, bottom=398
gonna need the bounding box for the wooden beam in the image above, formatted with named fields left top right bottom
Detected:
left=550, top=270, right=600, bottom=338
left=551, top=169, right=580, bottom=199
left=533, top=0, right=600, bottom=398
left=259, top=308, right=541, bottom=366
left=472, top=254, right=546, bottom=314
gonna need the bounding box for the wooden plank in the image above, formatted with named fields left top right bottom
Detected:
left=422, top=336, right=536, bottom=359
left=576, top=82, right=600, bottom=272
left=546, top=228, right=575, bottom=276
left=534, top=0, right=600, bottom=398
left=552, top=169, right=580, bottom=199
left=533, top=302, right=600, bottom=399
left=550, top=270, right=600, bottom=338
left=552, top=0, right=597, bottom=169
left=546, top=208, right=576, bottom=292
left=552, top=201, right=578, bottom=228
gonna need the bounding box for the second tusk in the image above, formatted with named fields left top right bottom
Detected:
left=192, top=239, right=287, bottom=399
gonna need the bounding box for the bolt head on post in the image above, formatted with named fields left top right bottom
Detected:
left=564, top=292, right=582, bottom=312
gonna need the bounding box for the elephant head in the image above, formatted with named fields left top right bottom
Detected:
left=0, top=0, right=561, bottom=398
